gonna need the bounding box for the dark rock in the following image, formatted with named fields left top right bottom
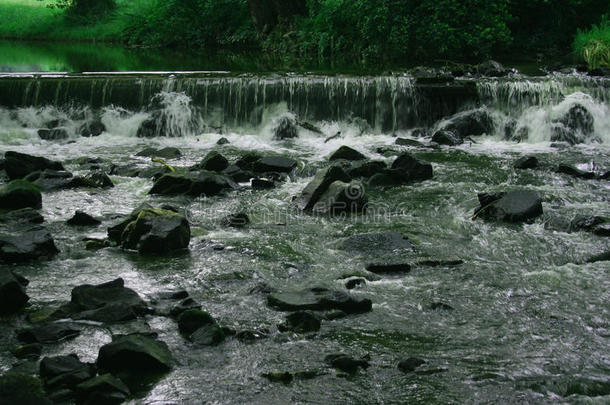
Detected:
left=587, top=251, right=610, bottom=263
left=67, top=211, right=101, bottom=226
left=249, top=283, right=276, bottom=295
left=224, top=165, right=254, bottom=183
left=562, top=104, right=594, bottom=137
left=177, top=309, right=216, bottom=336
left=430, top=302, right=454, bottom=311
left=136, top=111, right=165, bottom=138
left=252, top=156, right=297, bottom=173
left=367, top=172, right=399, bottom=187
left=68, top=278, right=150, bottom=318
left=236, top=329, right=269, bottom=342
left=346, top=160, right=387, bottom=179
left=40, top=354, right=96, bottom=390
left=11, top=343, right=42, bottom=360
left=325, top=354, right=369, bottom=373
left=38, top=128, right=69, bottom=141
left=197, top=151, right=229, bottom=172
left=268, top=287, right=372, bottom=314
left=79, top=120, right=105, bottom=137
left=395, top=137, right=425, bottom=147
left=108, top=207, right=190, bottom=255
left=311, top=181, right=367, bottom=215
left=557, top=164, right=596, bottom=179
left=390, top=152, right=434, bottom=183
left=235, top=152, right=263, bottom=170
left=25, top=169, right=74, bottom=191
left=190, top=324, right=225, bottom=345
left=149, top=172, right=236, bottom=197
left=74, top=374, right=130, bottom=405
left=414, top=257, right=464, bottom=267
left=432, top=130, right=463, bottom=146
left=84, top=239, right=110, bottom=251
left=136, top=147, right=182, bottom=159
left=17, top=322, right=81, bottom=344
left=273, top=115, right=298, bottom=140
left=365, top=263, right=412, bottom=274
left=0, top=373, right=53, bottom=405
left=0, top=208, right=44, bottom=224
left=340, top=232, right=415, bottom=255
left=397, top=357, right=426, bottom=373
left=262, top=370, right=294, bottom=383
left=329, top=146, right=366, bottom=161
left=72, top=303, right=138, bottom=323
left=438, top=108, right=495, bottom=138
left=3, top=151, right=64, bottom=180
left=551, top=123, right=582, bottom=145
left=251, top=178, right=275, bottom=189
left=217, top=137, right=230, bottom=145
left=0, top=226, right=59, bottom=263
left=514, top=156, right=539, bottom=169
left=345, top=278, right=366, bottom=289
left=97, top=334, right=172, bottom=373
left=295, top=166, right=352, bottom=211
left=169, top=298, right=202, bottom=317
left=221, top=212, right=250, bottom=228
left=474, top=190, right=543, bottom=223
left=569, top=216, right=608, bottom=233
left=0, top=270, right=29, bottom=314
left=0, top=179, right=41, bottom=211
left=593, top=223, right=610, bottom=236
left=477, top=60, right=507, bottom=77
left=69, top=172, right=114, bottom=189
left=156, top=289, right=189, bottom=300
left=278, top=311, right=321, bottom=333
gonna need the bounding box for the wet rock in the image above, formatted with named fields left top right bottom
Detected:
left=40, top=354, right=96, bottom=390
left=249, top=283, right=277, bottom=295
left=365, top=263, right=412, bottom=274
left=329, top=146, right=366, bottom=161
left=169, top=298, right=202, bottom=317
left=84, top=238, right=110, bottom=251
left=395, top=137, right=425, bottom=147
left=252, top=156, right=297, bottom=173
left=514, top=156, right=539, bottom=169
left=397, top=357, right=426, bottom=373
left=345, top=278, right=366, bottom=290
left=177, top=309, right=216, bottom=335
left=236, top=329, right=269, bottom=342
left=197, top=151, right=229, bottom=172
left=438, top=108, right=495, bottom=138
left=556, top=164, right=596, bottom=179
left=431, top=130, right=463, bottom=146
left=68, top=278, right=150, bottom=318
left=17, top=322, right=81, bottom=344
left=224, top=164, right=254, bottom=183
left=551, top=123, right=581, bottom=145
left=0, top=208, right=44, bottom=224
left=340, top=232, right=415, bottom=256
left=262, top=370, right=294, bottom=383
left=311, top=181, right=367, bottom=215
left=273, top=114, right=298, bottom=140
left=0, top=179, right=41, bottom=211
left=67, top=211, right=101, bottom=226
left=0, top=270, right=29, bottom=314
left=295, top=166, right=352, bottom=211
left=190, top=324, right=225, bottom=345
left=108, top=207, right=190, bottom=255
left=217, top=137, right=230, bottom=145
left=97, top=334, right=173, bottom=374
left=72, top=304, right=139, bottom=323
left=268, top=287, right=372, bottom=314
left=74, top=374, right=130, bottom=405
left=38, top=128, right=69, bottom=141
left=562, top=104, right=594, bottom=137
left=278, top=311, right=321, bottom=333
left=586, top=250, right=610, bottom=263
left=136, top=147, right=182, bottom=159
left=11, top=343, right=42, bottom=360
left=389, top=152, right=434, bottom=184
left=149, top=172, right=237, bottom=197
left=0, top=373, right=53, bottom=405
left=325, top=353, right=369, bottom=373
left=569, top=215, right=608, bottom=233
left=25, top=169, right=74, bottom=191
left=79, top=120, right=105, bottom=137
left=413, top=257, right=464, bottom=267
left=3, top=151, right=65, bottom=180
left=0, top=226, right=59, bottom=263
left=430, top=302, right=454, bottom=311
left=235, top=152, right=263, bottom=170
left=68, top=171, right=114, bottom=189
left=477, top=60, right=507, bottom=77
left=136, top=112, right=164, bottom=138
left=474, top=190, right=543, bottom=223
left=221, top=212, right=250, bottom=228
left=251, top=178, right=275, bottom=189
left=346, top=160, right=386, bottom=179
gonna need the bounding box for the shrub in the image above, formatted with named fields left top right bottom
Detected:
left=573, top=14, right=610, bottom=69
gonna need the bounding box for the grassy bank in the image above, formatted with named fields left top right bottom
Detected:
left=0, top=0, right=154, bottom=42
left=573, top=15, right=610, bottom=69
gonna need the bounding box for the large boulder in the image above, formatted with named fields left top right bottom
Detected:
left=273, top=114, right=298, bottom=140
left=0, top=270, right=29, bottom=314
left=135, top=147, right=181, bottom=159
left=177, top=309, right=216, bottom=336
left=329, top=146, right=366, bottom=161
left=40, top=354, right=96, bottom=390
left=437, top=109, right=495, bottom=139
left=389, top=152, right=434, bottom=183
left=149, top=172, right=236, bottom=197
left=38, top=128, right=69, bottom=141
left=0, top=373, right=53, bottom=405
left=108, top=207, right=190, bottom=255
left=431, top=130, right=463, bottom=146
left=196, top=151, right=229, bottom=172
left=311, top=181, right=367, bottom=215
left=0, top=226, right=59, bottom=263
left=346, top=160, right=386, bottom=179
left=295, top=166, right=352, bottom=211
left=74, top=374, right=130, bottom=405
left=3, top=151, right=64, bottom=180
left=79, top=119, right=106, bottom=138
left=474, top=190, right=543, bottom=223
left=252, top=156, right=297, bottom=173
left=268, top=288, right=372, bottom=314
left=97, top=334, right=173, bottom=374
left=551, top=104, right=595, bottom=145
left=0, top=180, right=42, bottom=211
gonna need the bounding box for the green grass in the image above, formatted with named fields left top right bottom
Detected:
left=573, top=14, right=610, bottom=69
left=0, top=0, right=157, bottom=42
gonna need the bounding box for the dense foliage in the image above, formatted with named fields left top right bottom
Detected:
left=573, top=14, right=610, bottom=69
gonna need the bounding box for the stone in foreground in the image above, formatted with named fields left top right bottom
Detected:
left=97, top=334, right=173, bottom=374
left=0, top=270, right=29, bottom=314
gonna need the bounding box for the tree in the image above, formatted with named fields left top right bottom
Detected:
left=50, top=0, right=116, bottom=16
left=247, top=0, right=307, bottom=34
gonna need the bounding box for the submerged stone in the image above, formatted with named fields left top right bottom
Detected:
left=221, top=212, right=250, bottom=228
left=325, top=353, right=370, bottom=373
left=267, top=287, right=372, bottom=314
left=514, top=156, right=539, bottom=169
left=278, top=311, right=321, bottom=333
left=397, top=357, right=426, bottom=373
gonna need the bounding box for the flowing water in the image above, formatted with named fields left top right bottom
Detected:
left=0, top=69, right=609, bottom=404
